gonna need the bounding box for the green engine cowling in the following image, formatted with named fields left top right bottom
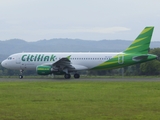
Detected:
left=36, top=65, right=52, bottom=75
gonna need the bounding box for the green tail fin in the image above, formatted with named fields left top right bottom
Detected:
left=123, top=26, right=154, bottom=54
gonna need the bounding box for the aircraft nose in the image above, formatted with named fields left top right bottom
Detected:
left=1, top=60, right=7, bottom=68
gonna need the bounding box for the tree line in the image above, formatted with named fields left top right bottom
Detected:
left=0, top=48, right=160, bottom=76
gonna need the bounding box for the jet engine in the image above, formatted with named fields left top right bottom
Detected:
left=36, top=65, right=52, bottom=75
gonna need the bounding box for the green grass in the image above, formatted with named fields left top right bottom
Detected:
left=0, top=80, right=160, bottom=120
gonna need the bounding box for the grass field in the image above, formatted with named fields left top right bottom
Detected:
left=0, top=78, right=160, bottom=120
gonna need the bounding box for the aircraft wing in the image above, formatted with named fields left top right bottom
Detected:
left=52, top=57, right=74, bottom=69
left=41, top=57, right=88, bottom=72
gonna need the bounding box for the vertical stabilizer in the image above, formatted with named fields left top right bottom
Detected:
left=123, top=27, right=154, bottom=54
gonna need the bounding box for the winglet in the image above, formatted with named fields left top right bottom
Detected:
left=123, top=27, right=154, bottom=54
left=67, top=55, right=71, bottom=60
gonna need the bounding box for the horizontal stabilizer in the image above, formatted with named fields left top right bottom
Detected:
left=132, top=55, right=148, bottom=62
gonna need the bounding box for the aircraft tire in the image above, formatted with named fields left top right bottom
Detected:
left=74, top=73, right=80, bottom=79
left=19, top=75, right=23, bottom=79
left=64, top=74, right=71, bottom=79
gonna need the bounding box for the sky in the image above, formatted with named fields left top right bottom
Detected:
left=0, top=0, right=160, bottom=42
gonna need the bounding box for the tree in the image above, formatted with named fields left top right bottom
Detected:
left=140, top=60, right=160, bottom=75
left=138, top=48, right=160, bottom=75
left=149, top=48, right=160, bottom=61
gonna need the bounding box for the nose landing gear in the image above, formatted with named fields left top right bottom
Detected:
left=19, top=70, right=24, bottom=79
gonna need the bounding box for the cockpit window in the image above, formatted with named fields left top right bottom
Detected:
left=7, top=57, right=12, bottom=60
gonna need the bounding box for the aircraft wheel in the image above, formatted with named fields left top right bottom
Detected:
left=74, top=73, right=80, bottom=79
left=19, top=75, right=23, bottom=79
left=64, top=74, right=71, bottom=79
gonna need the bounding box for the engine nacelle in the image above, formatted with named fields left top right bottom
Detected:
left=36, top=65, right=52, bottom=75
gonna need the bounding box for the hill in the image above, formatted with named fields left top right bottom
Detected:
left=0, top=38, right=159, bottom=62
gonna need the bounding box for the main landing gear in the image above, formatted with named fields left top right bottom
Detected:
left=64, top=74, right=71, bottom=79
left=74, top=73, right=80, bottom=79
left=64, top=73, right=80, bottom=79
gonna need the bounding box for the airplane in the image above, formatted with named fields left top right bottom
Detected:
left=1, top=26, right=157, bottom=79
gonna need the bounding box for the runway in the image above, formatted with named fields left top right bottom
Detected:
left=0, top=76, right=160, bottom=82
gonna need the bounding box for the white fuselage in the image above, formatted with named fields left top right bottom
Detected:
left=1, top=52, right=120, bottom=71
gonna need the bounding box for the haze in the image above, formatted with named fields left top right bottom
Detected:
left=0, top=0, right=159, bottom=41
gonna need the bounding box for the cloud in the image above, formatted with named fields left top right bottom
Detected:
left=50, top=27, right=130, bottom=34
left=79, top=27, right=130, bottom=34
